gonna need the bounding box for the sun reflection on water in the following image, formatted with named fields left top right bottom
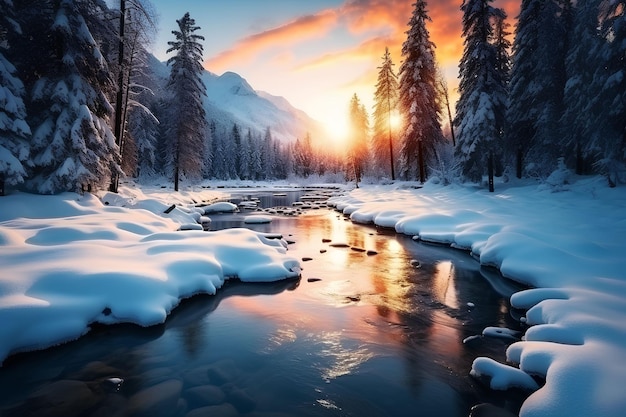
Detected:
left=312, top=330, right=375, bottom=382
left=432, top=260, right=460, bottom=309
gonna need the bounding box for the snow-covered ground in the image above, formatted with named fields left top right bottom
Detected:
left=1, top=177, right=625, bottom=417
left=0, top=183, right=300, bottom=365
left=327, top=177, right=626, bottom=417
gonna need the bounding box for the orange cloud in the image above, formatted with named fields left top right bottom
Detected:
left=295, top=35, right=395, bottom=72
left=204, top=9, right=339, bottom=73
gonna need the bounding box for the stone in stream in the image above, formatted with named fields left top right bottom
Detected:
left=127, top=379, right=182, bottom=417
left=366, top=250, right=378, bottom=256
left=351, top=246, right=366, bottom=252
left=13, top=380, right=103, bottom=417
left=322, top=238, right=332, bottom=243
left=184, top=385, right=226, bottom=407
left=329, top=242, right=350, bottom=248
left=320, top=249, right=327, bottom=253
left=206, top=359, right=240, bottom=386
left=89, top=393, right=127, bottom=417
left=72, top=361, right=123, bottom=380
left=307, top=278, right=322, bottom=283
left=302, top=257, right=313, bottom=262
left=224, top=387, right=256, bottom=413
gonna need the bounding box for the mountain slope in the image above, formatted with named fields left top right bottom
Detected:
left=149, top=56, right=323, bottom=144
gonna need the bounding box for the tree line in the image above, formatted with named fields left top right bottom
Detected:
left=1, top=0, right=623, bottom=195
left=0, top=0, right=341, bottom=195
left=347, top=0, right=625, bottom=187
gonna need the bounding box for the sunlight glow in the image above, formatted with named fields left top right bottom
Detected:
left=390, top=110, right=401, bottom=130
left=324, top=117, right=351, bottom=150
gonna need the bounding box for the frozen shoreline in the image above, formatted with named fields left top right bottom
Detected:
left=0, top=183, right=301, bottom=364
left=327, top=177, right=626, bottom=417
left=1, top=178, right=625, bottom=417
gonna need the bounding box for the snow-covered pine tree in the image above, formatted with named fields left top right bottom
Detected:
left=0, top=0, right=31, bottom=195
left=398, top=0, right=443, bottom=182
left=293, top=134, right=313, bottom=178
left=585, top=0, right=625, bottom=185
left=261, top=127, right=275, bottom=180
left=454, top=0, right=509, bottom=182
left=116, top=0, right=159, bottom=183
left=372, top=47, right=399, bottom=180
left=560, top=1, right=599, bottom=175
left=20, top=0, right=118, bottom=194
left=508, top=0, right=571, bottom=178
left=129, top=106, right=158, bottom=178
left=347, top=93, right=369, bottom=186
left=273, top=140, right=289, bottom=179
left=249, top=133, right=263, bottom=180
left=209, top=124, right=228, bottom=179
left=231, top=123, right=242, bottom=179
left=238, top=129, right=251, bottom=180
left=201, top=120, right=214, bottom=179
left=166, top=12, right=206, bottom=191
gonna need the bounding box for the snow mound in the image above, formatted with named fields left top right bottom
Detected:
left=328, top=178, right=626, bottom=417
left=244, top=215, right=273, bottom=224
left=0, top=189, right=300, bottom=364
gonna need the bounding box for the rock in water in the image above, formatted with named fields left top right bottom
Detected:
left=127, top=379, right=182, bottom=417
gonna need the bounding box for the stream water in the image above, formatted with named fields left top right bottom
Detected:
left=0, top=188, right=529, bottom=417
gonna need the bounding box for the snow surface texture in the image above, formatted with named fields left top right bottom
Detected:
left=0, top=185, right=300, bottom=363
left=328, top=178, right=626, bottom=417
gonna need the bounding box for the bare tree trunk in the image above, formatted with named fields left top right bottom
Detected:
left=110, top=0, right=126, bottom=193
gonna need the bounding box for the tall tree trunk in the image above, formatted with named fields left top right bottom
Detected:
left=110, top=0, right=126, bottom=193
left=418, top=140, right=425, bottom=183
left=387, top=104, right=395, bottom=180
left=488, top=152, right=494, bottom=192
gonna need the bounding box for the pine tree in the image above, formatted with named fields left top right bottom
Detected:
left=249, top=133, right=263, bottom=180
left=454, top=0, right=509, bottom=182
left=129, top=106, right=158, bottom=178
left=166, top=12, right=206, bottom=191
left=585, top=0, right=625, bottom=185
left=561, top=1, right=598, bottom=175
left=114, top=0, right=159, bottom=186
left=261, top=127, right=275, bottom=180
left=20, top=0, right=119, bottom=194
left=372, top=47, right=399, bottom=180
left=0, top=0, right=31, bottom=195
left=239, top=129, right=252, bottom=180
left=348, top=93, right=369, bottom=186
left=231, top=123, right=242, bottom=179
left=293, top=133, right=313, bottom=178
left=398, top=0, right=443, bottom=182
left=508, top=0, right=571, bottom=178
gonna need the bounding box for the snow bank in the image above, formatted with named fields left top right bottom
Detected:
left=0, top=186, right=300, bottom=364
left=328, top=178, right=626, bottom=417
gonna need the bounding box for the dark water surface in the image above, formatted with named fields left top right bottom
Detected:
left=0, top=189, right=528, bottom=417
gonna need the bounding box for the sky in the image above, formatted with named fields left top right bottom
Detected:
left=148, top=0, right=521, bottom=141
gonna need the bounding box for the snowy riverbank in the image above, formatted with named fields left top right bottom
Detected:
left=327, top=177, right=626, bottom=417
left=0, top=183, right=301, bottom=365
left=1, top=177, right=625, bottom=417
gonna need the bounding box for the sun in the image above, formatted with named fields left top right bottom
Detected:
left=323, top=116, right=351, bottom=150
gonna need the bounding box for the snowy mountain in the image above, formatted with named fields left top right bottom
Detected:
left=149, top=56, right=324, bottom=144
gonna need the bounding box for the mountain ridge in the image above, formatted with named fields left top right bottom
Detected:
left=149, top=56, right=325, bottom=144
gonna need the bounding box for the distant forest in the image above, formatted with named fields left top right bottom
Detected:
left=0, top=0, right=624, bottom=195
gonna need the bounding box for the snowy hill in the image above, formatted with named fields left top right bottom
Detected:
left=149, top=57, right=324, bottom=144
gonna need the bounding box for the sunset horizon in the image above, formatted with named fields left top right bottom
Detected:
left=149, top=0, right=521, bottom=143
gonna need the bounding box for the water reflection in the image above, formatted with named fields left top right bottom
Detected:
left=433, top=260, right=460, bottom=309
left=0, top=196, right=528, bottom=417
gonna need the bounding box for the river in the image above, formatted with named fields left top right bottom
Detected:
left=0, top=188, right=529, bottom=417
